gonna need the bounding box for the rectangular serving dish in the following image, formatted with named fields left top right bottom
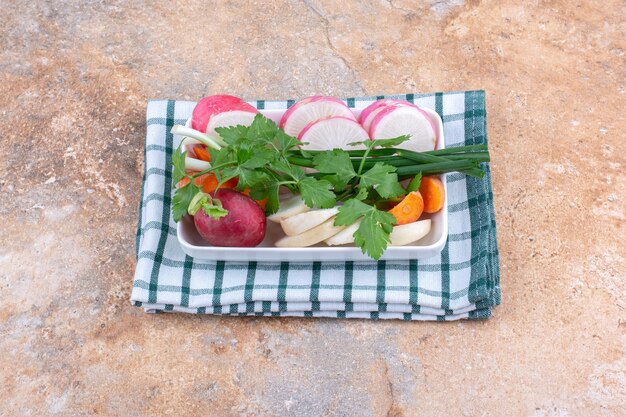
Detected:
left=176, top=106, right=447, bottom=262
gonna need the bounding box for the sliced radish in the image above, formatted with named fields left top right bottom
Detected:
left=358, top=99, right=405, bottom=132
left=389, top=219, right=431, bottom=246
left=325, top=219, right=361, bottom=246
left=280, top=96, right=356, bottom=138
left=369, top=106, right=437, bottom=152
left=191, top=95, right=258, bottom=133
left=267, top=196, right=309, bottom=223
left=280, top=208, right=339, bottom=236
left=206, top=110, right=258, bottom=138
left=275, top=217, right=345, bottom=248
left=298, top=116, right=369, bottom=150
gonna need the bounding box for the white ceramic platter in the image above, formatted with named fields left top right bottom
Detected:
left=175, top=106, right=447, bottom=262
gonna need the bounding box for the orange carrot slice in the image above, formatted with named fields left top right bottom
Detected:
left=388, top=191, right=424, bottom=225
left=194, top=147, right=211, bottom=162
left=419, top=176, right=445, bottom=213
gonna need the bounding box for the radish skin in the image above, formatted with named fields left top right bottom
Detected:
left=280, top=208, right=339, bottom=236
left=275, top=217, right=345, bottom=248
left=267, top=196, right=309, bottom=223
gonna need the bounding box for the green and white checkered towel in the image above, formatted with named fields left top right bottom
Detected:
left=131, top=91, right=500, bottom=320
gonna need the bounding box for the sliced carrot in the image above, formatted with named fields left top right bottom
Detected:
left=202, top=175, right=238, bottom=193
left=419, top=176, right=445, bottom=213
left=176, top=171, right=200, bottom=189
left=194, top=146, right=211, bottom=162
left=388, top=191, right=424, bottom=225
left=177, top=172, right=238, bottom=193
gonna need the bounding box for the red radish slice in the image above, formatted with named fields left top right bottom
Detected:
left=358, top=99, right=402, bottom=129
left=359, top=99, right=437, bottom=137
left=298, top=116, right=369, bottom=150
left=191, top=95, right=258, bottom=132
left=280, top=96, right=356, bottom=138
left=206, top=110, right=258, bottom=137
left=369, top=106, right=436, bottom=152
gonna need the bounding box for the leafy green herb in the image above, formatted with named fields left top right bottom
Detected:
left=406, top=173, right=422, bottom=192
left=172, top=145, right=189, bottom=186
left=359, top=163, right=405, bottom=199
left=172, top=181, right=200, bottom=222
left=336, top=198, right=396, bottom=259
left=298, top=177, right=336, bottom=208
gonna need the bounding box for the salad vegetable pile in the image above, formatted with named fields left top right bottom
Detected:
left=172, top=95, right=490, bottom=259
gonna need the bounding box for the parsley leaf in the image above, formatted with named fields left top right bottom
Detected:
left=172, top=145, right=188, bottom=186
left=355, top=209, right=396, bottom=260
left=214, top=125, right=250, bottom=146
left=275, top=130, right=299, bottom=154
left=335, top=198, right=372, bottom=226
left=240, top=147, right=276, bottom=169
left=264, top=183, right=281, bottom=215
left=298, top=177, right=336, bottom=208
left=246, top=114, right=279, bottom=143
left=270, top=159, right=305, bottom=182
left=348, top=135, right=411, bottom=149
left=172, top=182, right=200, bottom=222
left=312, top=149, right=356, bottom=189
left=406, top=173, right=422, bottom=192
left=359, top=163, right=406, bottom=198
left=335, top=198, right=396, bottom=259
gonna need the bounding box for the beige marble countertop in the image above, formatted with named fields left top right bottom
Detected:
left=1, top=1, right=624, bottom=415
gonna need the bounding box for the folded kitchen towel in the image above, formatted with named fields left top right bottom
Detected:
left=131, top=91, right=501, bottom=320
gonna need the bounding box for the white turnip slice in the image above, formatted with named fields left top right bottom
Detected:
left=298, top=116, right=369, bottom=150
left=369, top=106, right=437, bottom=152
left=388, top=219, right=431, bottom=246
left=324, top=219, right=361, bottom=246
left=275, top=217, right=345, bottom=248
left=280, top=96, right=356, bottom=138
left=280, top=207, right=339, bottom=236
left=267, top=195, right=309, bottom=223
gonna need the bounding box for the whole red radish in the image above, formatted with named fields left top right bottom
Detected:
left=191, top=95, right=258, bottom=133
left=193, top=189, right=266, bottom=247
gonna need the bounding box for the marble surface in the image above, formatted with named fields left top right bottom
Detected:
left=1, top=1, right=624, bottom=415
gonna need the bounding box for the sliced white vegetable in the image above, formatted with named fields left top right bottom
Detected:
left=298, top=116, right=369, bottom=151
left=184, top=157, right=211, bottom=171
left=389, top=219, right=431, bottom=246
left=369, top=106, right=436, bottom=152
left=324, top=219, right=361, bottom=245
left=171, top=124, right=224, bottom=149
left=280, top=96, right=356, bottom=138
left=280, top=207, right=339, bottom=236
left=267, top=196, right=310, bottom=223
left=206, top=110, right=257, bottom=139
left=275, top=217, right=345, bottom=248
